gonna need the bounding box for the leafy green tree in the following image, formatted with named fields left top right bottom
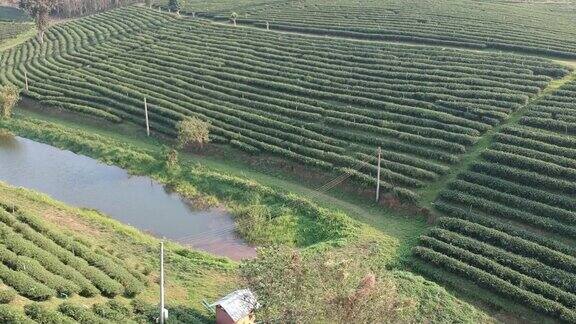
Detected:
left=176, top=116, right=210, bottom=149
left=0, top=83, right=20, bottom=119
left=163, top=146, right=179, bottom=170
left=19, top=0, right=58, bottom=44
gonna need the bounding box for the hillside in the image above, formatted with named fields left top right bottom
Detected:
left=0, top=6, right=572, bottom=202
left=0, top=181, right=236, bottom=323
left=413, top=78, right=576, bottom=323
left=0, top=122, right=493, bottom=323
left=0, top=1, right=575, bottom=323
left=176, top=0, right=576, bottom=58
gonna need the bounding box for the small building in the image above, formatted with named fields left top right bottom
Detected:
left=210, top=289, right=259, bottom=324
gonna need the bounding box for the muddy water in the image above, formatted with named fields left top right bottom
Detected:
left=0, top=135, right=256, bottom=260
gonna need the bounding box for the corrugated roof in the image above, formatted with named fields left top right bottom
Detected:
left=210, top=289, right=259, bottom=322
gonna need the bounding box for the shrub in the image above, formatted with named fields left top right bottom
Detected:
left=58, top=302, right=108, bottom=324
left=0, top=287, right=16, bottom=304
left=0, top=263, right=55, bottom=301
left=0, top=83, right=19, bottom=119
left=24, top=303, right=76, bottom=324
left=0, top=304, right=35, bottom=324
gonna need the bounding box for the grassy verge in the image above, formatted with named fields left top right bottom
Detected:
left=0, top=115, right=361, bottom=249
left=14, top=103, right=427, bottom=262
left=0, top=112, right=496, bottom=322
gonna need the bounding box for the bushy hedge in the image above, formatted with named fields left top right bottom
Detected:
left=0, top=5, right=561, bottom=200
left=0, top=245, right=80, bottom=296
left=419, top=235, right=576, bottom=308
left=2, top=213, right=124, bottom=297
left=0, top=304, right=35, bottom=324
left=16, top=211, right=144, bottom=297
left=428, top=228, right=576, bottom=294
left=436, top=217, right=576, bottom=274
left=414, top=247, right=576, bottom=323
left=0, top=287, right=16, bottom=304
left=58, top=302, right=108, bottom=324
left=24, top=303, right=76, bottom=324
left=0, top=262, right=55, bottom=301
left=434, top=201, right=576, bottom=257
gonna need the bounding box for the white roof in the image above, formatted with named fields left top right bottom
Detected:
left=210, top=289, right=260, bottom=322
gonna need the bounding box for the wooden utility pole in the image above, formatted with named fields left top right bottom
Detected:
left=159, top=241, right=165, bottom=324
left=24, top=70, right=29, bottom=93
left=144, top=98, right=150, bottom=136
left=376, top=147, right=381, bottom=202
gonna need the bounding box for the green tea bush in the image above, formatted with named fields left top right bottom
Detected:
left=24, top=303, right=76, bottom=324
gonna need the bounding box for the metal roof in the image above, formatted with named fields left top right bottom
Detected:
left=210, top=289, right=260, bottom=322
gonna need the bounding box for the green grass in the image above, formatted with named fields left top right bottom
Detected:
left=15, top=103, right=427, bottom=261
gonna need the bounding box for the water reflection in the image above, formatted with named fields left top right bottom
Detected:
left=0, top=135, right=256, bottom=260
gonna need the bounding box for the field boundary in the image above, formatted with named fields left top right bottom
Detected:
left=419, top=68, right=576, bottom=206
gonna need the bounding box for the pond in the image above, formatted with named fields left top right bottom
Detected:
left=0, top=135, right=256, bottom=260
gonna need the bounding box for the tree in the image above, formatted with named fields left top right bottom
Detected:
left=176, top=116, right=210, bottom=149
left=240, top=246, right=415, bottom=323
left=0, top=83, right=20, bottom=119
left=20, top=0, right=59, bottom=44
left=168, top=0, right=180, bottom=15
left=164, top=147, right=178, bottom=169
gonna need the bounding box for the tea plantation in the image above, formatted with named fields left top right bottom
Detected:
left=1, top=1, right=576, bottom=322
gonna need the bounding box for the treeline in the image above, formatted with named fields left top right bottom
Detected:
left=52, top=0, right=140, bottom=17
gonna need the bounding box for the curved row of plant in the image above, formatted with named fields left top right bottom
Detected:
left=414, top=80, right=576, bottom=322
left=0, top=6, right=569, bottom=202
left=184, top=0, right=576, bottom=58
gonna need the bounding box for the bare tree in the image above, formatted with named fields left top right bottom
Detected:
left=20, top=0, right=59, bottom=44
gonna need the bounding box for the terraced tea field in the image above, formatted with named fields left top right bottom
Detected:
left=1, top=2, right=576, bottom=322
left=0, top=6, right=571, bottom=202
left=413, top=79, right=576, bottom=322
left=0, top=182, right=234, bottom=323
left=0, top=201, right=150, bottom=322
left=178, top=0, right=576, bottom=58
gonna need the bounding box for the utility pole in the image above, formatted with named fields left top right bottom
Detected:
left=159, top=241, right=165, bottom=324
left=144, top=98, right=150, bottom=136
left=24, top=70, right=29, bottom=93
left=376, top=147, right=381, bottom=203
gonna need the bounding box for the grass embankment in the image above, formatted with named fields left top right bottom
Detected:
left=14, top=104, right=428, bottom=263
left=0, top=114, right=493, bottom=322
left=0, top=115, right=360, bottom=249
